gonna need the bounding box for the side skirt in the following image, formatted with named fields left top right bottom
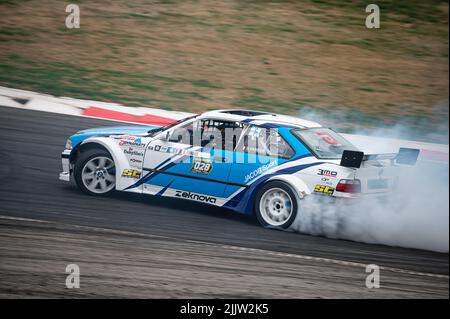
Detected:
left=143, top=184, right=230, bottom=207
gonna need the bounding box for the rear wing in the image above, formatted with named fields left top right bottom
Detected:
left=340, top=148, right=420, bottom=168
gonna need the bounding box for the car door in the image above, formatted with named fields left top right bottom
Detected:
left=224, top=125, right=295, bottom=205
left=142, top=118, right=241, bottom=201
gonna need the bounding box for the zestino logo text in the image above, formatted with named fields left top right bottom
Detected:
left=175, top=190, right=217, bottom=204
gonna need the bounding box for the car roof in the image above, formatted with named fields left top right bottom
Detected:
left=198, top=109, right=322, bottom=129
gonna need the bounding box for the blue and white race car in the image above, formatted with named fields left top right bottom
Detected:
left=60, top=109, right=419, bottom=229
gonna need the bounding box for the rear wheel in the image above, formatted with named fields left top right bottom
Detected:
left=255, top=181, right=298, bottom=229
left=74, top=148, right=116, bottom=196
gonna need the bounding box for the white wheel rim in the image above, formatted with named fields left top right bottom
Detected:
left=81, top=156, right=116, bottom=194
left=259, top=187, right=293, bottom=226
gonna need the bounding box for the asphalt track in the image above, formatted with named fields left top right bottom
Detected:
left=0, top=105, right=448, bottom=298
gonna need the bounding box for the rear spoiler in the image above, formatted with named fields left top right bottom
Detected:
left=340, top=148, right=420, bottom=168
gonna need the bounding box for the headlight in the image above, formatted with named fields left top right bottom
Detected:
left=65, top=139, right=72, bottom=150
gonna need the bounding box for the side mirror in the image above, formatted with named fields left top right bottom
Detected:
left=160, top=130, right=171, bottom=142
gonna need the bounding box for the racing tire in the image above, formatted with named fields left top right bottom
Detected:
left=254, top=181, right=298, bottom=229
left=74, top=148, right=116, bottom=196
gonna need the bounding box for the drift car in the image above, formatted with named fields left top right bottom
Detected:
left=60, top=109, right=419, bottom=228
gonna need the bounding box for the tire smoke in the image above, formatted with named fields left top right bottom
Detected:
left=290, top=105, right=449, bottom=252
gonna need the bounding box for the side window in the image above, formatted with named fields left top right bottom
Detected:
left=168, top=119, right=245, bottom=150
left=273, top=134, right=295, bottom=158
left=168, top=121, right=194, bottom=144
left=198, top=119, right=245, bottom=151
left=237, top=126, right=294, bottom=159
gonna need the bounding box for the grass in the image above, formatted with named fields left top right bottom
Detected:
left=0, top=55, right=221, bottom=107
left=304, top=0, right=448, bottom=23
left=167, top=91, right=209, bottom=100
left=0, top=0, right=448, bottom=141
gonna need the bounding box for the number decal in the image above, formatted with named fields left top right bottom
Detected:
left=190, top=158, right=213, bottom=174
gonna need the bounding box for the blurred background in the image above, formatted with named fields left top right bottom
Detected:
left=0, top=0, right=448, bottom=141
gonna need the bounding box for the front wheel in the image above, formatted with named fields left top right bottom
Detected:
left=255, top=181, right=298, bottom=229
left=74, top=148, right=116, bottom=196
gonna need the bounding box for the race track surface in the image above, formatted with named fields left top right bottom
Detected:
left=0, top=106, right=448, bottom=298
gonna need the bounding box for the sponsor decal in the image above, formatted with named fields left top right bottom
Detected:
left=314, top=184, right=335, bottom=195
left=316, top=132, right=338, bottom=145
left=124, top=148, right=144, bottom=157
left=150, top=144, right=179, bottom=154
left=175, top=190, right=217, bottom=204
left=129, top=158, right=143, bottom=167
left=190, top=158, right=213, bottom=175
left=119, top=138, right=145, bottom=148
left=149, top=144, right=210, bottom=158
left=112, top=135, right=136, bottom=140
left=317, top=169, right=338, bottom=178
left=167, top=147, right=179, bottom=154
left=244, top=161, right=276, bottom=183
left=130, top=158, right=142, bottom=164
left=122, top=169, right=141, bottom=178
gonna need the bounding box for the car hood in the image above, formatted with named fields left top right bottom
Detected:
left=69, top=125, right=161, bottom=148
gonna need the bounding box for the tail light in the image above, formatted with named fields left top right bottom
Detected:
left=336, top=179, right=361, bottom=193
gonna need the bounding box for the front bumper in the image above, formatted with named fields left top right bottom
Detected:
left=59, top=149, right=72, bottom=182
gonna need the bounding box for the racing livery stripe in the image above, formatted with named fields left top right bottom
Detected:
left=123, top=156, right=178, bottom=190
left=143, top=154, right=315, bottom=193
left=150, top=145, right=196, bottom=171
left=124, top=146, right=196, bottom=190
left=142, top=168, right=248, bottom=188
left=156, top=180, right=174, bottom=196
left=224, top=162, right=324, bottom=214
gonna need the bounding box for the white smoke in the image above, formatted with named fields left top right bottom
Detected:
left=290, top=105, right=449, bottom=253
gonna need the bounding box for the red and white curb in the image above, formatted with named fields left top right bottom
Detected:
left=0, top=86, right=448, bottom=162
left=0, top=86, right=193, bottom=126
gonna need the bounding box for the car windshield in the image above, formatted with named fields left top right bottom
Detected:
left=147, top=115, right=198, bottom=136
left=293, top=128, right=358, bottom=159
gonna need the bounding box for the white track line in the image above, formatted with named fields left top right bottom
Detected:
left=0, top=215, right=447, bottom=280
